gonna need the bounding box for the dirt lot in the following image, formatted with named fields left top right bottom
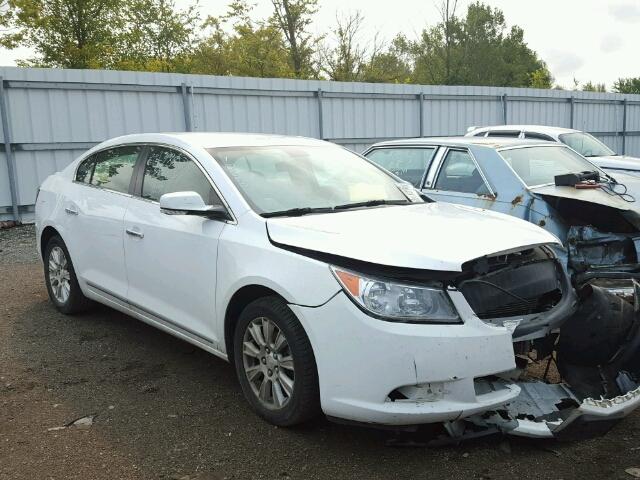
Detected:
left=1, top=224, right=639, bottom=480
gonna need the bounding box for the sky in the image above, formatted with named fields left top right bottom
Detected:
left=1, top=0, right=638, bottom=89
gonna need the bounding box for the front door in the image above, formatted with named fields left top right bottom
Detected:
left=423, top=148, right=497, bottom=209
left=123, top=145, right=227, bottom=346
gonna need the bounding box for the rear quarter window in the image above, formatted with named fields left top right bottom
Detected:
left=366, top=147, right=436, bottom=187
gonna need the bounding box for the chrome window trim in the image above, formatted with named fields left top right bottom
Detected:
left=72, top=141, right=237, bottom=225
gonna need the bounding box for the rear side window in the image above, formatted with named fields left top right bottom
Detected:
left=75, top=155, right=97, bottom=183
left=141, top=146, right=221, bottom=205
left=90, top=146, right=140, bottom=193
left=366, top=147, right=436, bottom=187
left=434, top=150, right=491, bottom=195
left=487, top=131, right=520, bottom=138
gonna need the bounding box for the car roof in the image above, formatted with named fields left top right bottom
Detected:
left=370, top=136, right=552, bottom=149
left=469, top=125, right=580, bottom=135
left=97, top=132, right=330, bottom=150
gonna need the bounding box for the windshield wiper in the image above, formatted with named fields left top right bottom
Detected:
left=333, top=199, right=411, bottom=210
left=261, top=207, right=335, bottom=218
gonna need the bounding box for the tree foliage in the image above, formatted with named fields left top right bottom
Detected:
left=613, top=77, right=640, bottom=94
left=405, top=2, right=551, bottom=87
left=7, top=0, right=124, bottom=68
left=189, top=0, right=293, bottom=78
left=269, top=0, right=319, bottom=78
left=0, top=0, right=573, bottom=90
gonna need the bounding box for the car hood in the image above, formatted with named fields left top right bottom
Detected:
left=589, top=155, right=640, bottom=173
left=266, top=203, right=560, bottom=272
left=530, top=183, right=640, bottom=214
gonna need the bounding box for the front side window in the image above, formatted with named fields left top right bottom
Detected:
left=208, top=145, right=410, bottom=215
left=90, top=146, right=140, bottom=193
left=524, top=132, right=554, bottom=141
left=559, top=132, right=615, bottom=157
left=141, top=146, right=221, bottom=205
left=366, top=147, right=436, bottom=187
left=433, top=150, right=491, bottom=195
left=499, top=145, right=601, bottom=187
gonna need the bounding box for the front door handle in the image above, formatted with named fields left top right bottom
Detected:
left=64, top=206, right=79, bottom=215
left=125, top=228, right=144, bottom=239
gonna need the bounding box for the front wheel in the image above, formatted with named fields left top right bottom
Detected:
left=44, top=235, right=91, bottom=314
left=233, top=296, right=320, bottom=426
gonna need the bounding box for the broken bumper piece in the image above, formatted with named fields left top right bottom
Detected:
left=467, top=379, right=640, bottom=439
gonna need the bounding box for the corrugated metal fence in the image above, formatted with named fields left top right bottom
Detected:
left=2, top=66, right=640, bottom=221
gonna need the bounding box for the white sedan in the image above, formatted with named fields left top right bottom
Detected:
left=34, top=133, right=640, bottom=438
left=466, top=124, right=640, bottom=176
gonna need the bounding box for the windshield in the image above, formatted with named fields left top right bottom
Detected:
left=499, top=145, right=602, bottom=187
left=559, top=132, right=615, bottom=157
left=208, top=145, right=411, bottom=215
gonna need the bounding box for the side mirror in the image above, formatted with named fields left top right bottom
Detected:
left=159, top=191, right=230, bottom=220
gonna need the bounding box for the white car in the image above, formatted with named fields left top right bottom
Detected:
left=466, top=125, right=640, bottom=176
left=35, top=133, right=640, bottom=439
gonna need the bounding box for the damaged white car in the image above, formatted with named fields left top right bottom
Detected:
left=35, top=133, right=640, bottom=440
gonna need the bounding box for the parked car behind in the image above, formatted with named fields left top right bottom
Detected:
left=36, top=133, right=639, bottom=441
left=466, top=125, right=640, bottom=176
left=364, top=137, right=640, bottom=292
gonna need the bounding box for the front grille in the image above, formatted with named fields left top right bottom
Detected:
left=459, top=248, right=563, bottom=320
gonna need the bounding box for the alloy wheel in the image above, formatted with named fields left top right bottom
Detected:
left=48, top=246, right=71, bottom=304
left=242, top=316, right=295, bottom=409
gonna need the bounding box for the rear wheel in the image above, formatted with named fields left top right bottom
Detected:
left=233, top=296, right=320, bottom=426
left=44, top=235, right=91, bottom=314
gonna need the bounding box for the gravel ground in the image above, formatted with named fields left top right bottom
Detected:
left=1, top=225, right=640, bottom=480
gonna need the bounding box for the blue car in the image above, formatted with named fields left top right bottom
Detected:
left=364, top=137, right=640, bottom=295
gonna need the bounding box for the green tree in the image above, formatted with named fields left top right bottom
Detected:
left=115, top=0, right=200, bottom=72
left=361, top=35, right=412, bottom=83
left=529, top=67, right=553, bottom=89
left=190, top=1, right=293, bottom=78
left=407, top=2, right=548, bottom=87
left=7, top=0, right=124, bottom=68
left=613, top=77, right=640, bottom=94
left=582, top=81, right=606, bottom=92
left=319, top=11, right=368, bottom=81
left=269, top=0, right=319, bottom=78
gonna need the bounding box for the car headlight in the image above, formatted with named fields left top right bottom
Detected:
left=330, top=266, right=460, bottom=323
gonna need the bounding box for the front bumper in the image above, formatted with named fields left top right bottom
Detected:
left=290, top=291, right=520, bottom=426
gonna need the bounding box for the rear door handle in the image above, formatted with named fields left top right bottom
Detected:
left=125, top=228, right=144, bottom=239
left=64, top=206, right=79, bottom=215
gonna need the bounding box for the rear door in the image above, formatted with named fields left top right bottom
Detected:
left=365, top=146, right=437, bottom=188
left=64, top=145, right=141, bottom=299
left=123, top=145, right=228, bottom=346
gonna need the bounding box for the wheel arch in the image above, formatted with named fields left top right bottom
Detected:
left=40, top=225, right=62, bottom=260
left=224, top=284, right=288, bottom=359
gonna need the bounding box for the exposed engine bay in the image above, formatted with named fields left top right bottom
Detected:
left=446, top=246, right=640, bottom=441
left=536, top=193, right=640, bottom=300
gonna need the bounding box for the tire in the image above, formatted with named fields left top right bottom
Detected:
left=43, top=235, right=92, bottom=314
left=233, top=296, right=320, bottom=426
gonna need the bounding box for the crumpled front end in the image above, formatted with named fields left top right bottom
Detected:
left=455, top=245, right=576, bottom=341
left=446, top=283, right=640, bottom=441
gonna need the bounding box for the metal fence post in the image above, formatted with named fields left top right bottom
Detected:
left=622, top=99, right=628, bottom=155
left=0, top=77, right=20, bottom=222
left=569, top=96, right=575, bottom=129
left=418, top=92, right=424, bottom=137
left=317, top=88, right=324, bottom=140
left=181, top=82, right=192, bottom=132
left=501, top=94, right=508, bottom=124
